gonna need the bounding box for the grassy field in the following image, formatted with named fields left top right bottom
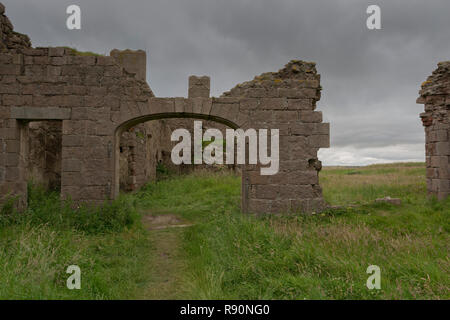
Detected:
left=0, top=163, right=448, bottom=299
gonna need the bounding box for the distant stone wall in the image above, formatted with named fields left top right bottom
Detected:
left=418, top=61, right=450, bottom=200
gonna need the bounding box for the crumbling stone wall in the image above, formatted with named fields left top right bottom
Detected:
left=110, top=49, right=158, bottom=191
left=0, top=3, right=330, bottom=214
left=418, top=61, right=450, bottom=200
left=0, top=3, right=31, bottom=52
left=119, top=122, right=162, bottom=191
left=224, top=60, right=328, bottom=212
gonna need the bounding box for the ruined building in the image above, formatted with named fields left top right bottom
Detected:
left=418, top=62, right=450, bottom=200
left=0, top=3, right=330, bottom=213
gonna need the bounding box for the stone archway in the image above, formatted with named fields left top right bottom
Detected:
left=112, top=109, right=243, bottom=201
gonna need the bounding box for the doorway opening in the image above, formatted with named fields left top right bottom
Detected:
left=26, top=120, right=62, bottom=192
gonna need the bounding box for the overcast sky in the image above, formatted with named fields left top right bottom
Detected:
left=3, top=0, right=450, bottom=165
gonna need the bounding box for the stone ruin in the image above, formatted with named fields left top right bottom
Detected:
left=0, top=3, right=330, bottom=214
left=418, top=61, right=450, bottom=200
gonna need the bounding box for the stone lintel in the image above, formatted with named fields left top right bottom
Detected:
left=11, top=107, right=71, bottom=120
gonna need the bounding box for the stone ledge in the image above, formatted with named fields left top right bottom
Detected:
left=11, top=106, right=71, bottom=120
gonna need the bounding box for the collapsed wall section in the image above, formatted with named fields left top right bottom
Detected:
left=0, top=3, right=31, bottom=52
left=224, top=60, right=330, bottom=213
left=418, top=61, right=450, bottom=200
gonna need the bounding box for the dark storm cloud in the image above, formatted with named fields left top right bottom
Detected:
left=3, top=0, right=450, bottom=164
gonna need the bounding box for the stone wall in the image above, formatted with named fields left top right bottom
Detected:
left=110, top=49, right=157, bottom=191
left=0, top=2, right=330, bottom=214
left=0, top=42, right=155, bottom=207
left=224, top=60, right=328, bottom=212
left=417, top=61, right=450, bottom=200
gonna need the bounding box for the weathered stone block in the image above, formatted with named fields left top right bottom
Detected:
left=0, top=84, right=19, bottom=94
left=62, top=159, right=82, bottom=172
left=5, top=167, right=20, bottom=181
left=292, top=123, right=329, bottom=136
left=270, top=200, right=291, bottom=213
left=279, top=184, right=314, bottom=199
left=2, top=94, right=31, bottom=106
left=436, top=142, right=450, bottom=155
left=5, top=140, right=19, bottom=153
left=288, top=170, right=318, bottom=185
left=96, top=56, right=115, bottom=66
left=248, top=199, right=272, bottom=214
left=251, top=184, right=279, bottom=200
left=5, top=153, right=19, bottom=166
left=48, top=47, right=66, bottom=57
left=188, top=76, right=210, bottom=98
left=151, top=98, right=175, bottom=114
left=273, top=110, right=298, bottom=122
left=11, top=107, right=71, bottom=120
left=33, top=56, right=49, bottom=65
left=308, top=135, right=330, bottom=148
left=299, top=111, right=322, bottom=123
left=278, top=88, right=317, bottom=99
left=62, top=135, right=84, bottom=147
left=0, top=64, right=21, bottom=75
left=287, top=99, right=315, bottom=110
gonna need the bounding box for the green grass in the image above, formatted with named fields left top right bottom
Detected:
left=63, top=47, right=104, bottom=57
left=0, top=185, right=151, bottom=299
left=134, top=164, right=449, bottom=299
left=0, top=163, right=448, bottom=299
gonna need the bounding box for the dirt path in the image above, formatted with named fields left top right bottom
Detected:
left=140, top=214, right=191, bottom=299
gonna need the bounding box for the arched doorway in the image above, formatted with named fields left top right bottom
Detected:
left=112, top=112, right=242, bottom=200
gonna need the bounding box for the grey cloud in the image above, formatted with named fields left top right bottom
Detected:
left=3, top=0, right=448, bottom=164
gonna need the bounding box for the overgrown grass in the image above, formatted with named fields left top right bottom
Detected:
left=0, top=163, right=448, bottom=299
left=0, top=184, right=138, bottom=234
left=136, top=171, right=240, bottom=222
left=321, top=163, right=427, bottom=205
left=0, top=184, right=151, bottom=299
left=134, top=163, right=449, bottom=299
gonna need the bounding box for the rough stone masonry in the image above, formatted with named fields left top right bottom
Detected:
left=0, top=3, right=330, bottom=214
left=418, top=61, right=450, bottom=200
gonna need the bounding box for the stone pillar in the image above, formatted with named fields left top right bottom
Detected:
left=418, top=61, right=450, bottom=200
left=61, top=122, right=115, bottom=207
left=0, top=119, right=28, bottom=210
left=110, top=49, right=147, bottom=81
left=189, top=76, right=210, bottom=98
